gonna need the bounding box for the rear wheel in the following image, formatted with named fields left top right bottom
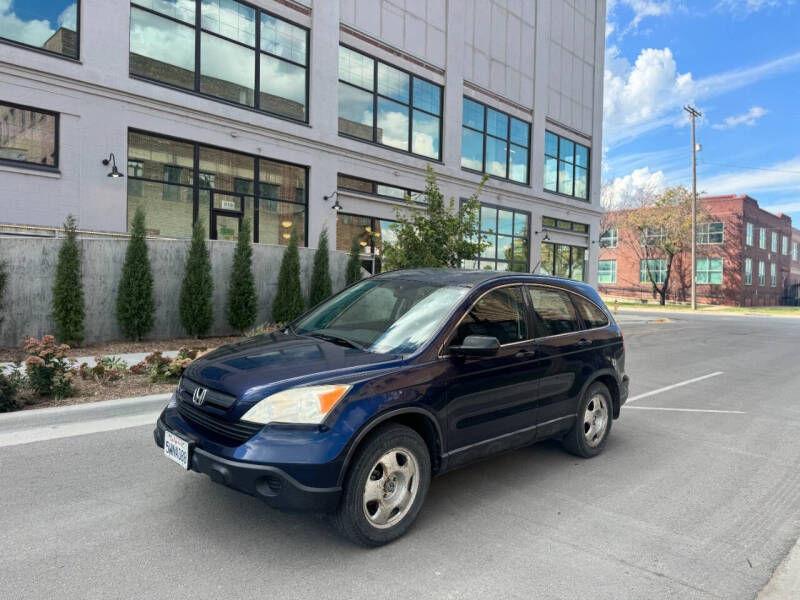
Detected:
left=562, top=382, right=612, bottom=458
left=333, top=423, right=431, bottom=547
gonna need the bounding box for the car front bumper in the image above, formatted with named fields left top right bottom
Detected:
left=154, top=417, right=341, bottom=513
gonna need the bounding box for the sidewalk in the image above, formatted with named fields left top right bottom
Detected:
left=758, top=537, right=800, bottom=599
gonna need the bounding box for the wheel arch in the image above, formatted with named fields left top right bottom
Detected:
left=337, top=408, right=444, bottom=487
left=582, top=370, right=621, bottom=419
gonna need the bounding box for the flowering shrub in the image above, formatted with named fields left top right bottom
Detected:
left=131, top=347, right=206, bottom=383
left=23, top=335, right=75, bottom=397
left=0, top=365, right=24, bottom=413
left=77, top=356, right=127, bottom=385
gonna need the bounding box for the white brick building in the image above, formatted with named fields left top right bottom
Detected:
left=0, top=0, right=606, bottom=285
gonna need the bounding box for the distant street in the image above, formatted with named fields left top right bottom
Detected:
left=1, top=311, right=799, bottom=599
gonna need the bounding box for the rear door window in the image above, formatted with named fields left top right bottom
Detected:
left=528, top=286, right=580, bottom=337
left=572, top=296, right=609, bottom=329
left=454, top=286, right=529, bottom=345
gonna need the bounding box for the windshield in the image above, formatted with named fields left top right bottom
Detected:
left=293, top=279, right=468, bottom=355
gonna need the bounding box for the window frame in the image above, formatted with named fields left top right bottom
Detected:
left=744, top=257, right=752, bottom=286
left=335, top=212, right=398, bottom=258
left=126, top=128, right=309, bottom=244
left=771, top=231, right=778, bottom=253
left=599, top=228, right=617, bottom=248
left=460, top=97, right=531, bottom=185
left=598, top=259, right=617, bottom=284
left=543, top=130, right=590, bottom=201
left=759, top=227, right=766, bottom=249
left=695, top=257, right=723, bottom=285
left=745, top=222, right=753, bottom=246
left=467, top=201, right=532, bottom=272
left=338, top=44, right=443, bottom=161
left=782, top=235, right=788, bottom=255
left=697, top=221, right=724, bottom=245
left=758, top=260, right=765, bottom=286
left=770, top=262, right=777, bottom=287
left=337, top=173, right=424, bottom=204
left=0, top=0, right=81, bottom=61
left=0, top=101, right=60, bottom=171
left=539, top=241, right=587, bottom=281
left=129, top=1, right=310, bottom=124
left=639, top=258, right=667, bottom=284
left=793, top=241, right=799, bottom=261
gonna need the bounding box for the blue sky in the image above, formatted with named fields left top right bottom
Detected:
left=602, top=0, right=800, bottom=224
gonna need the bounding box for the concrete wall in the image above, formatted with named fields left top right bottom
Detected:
left=0, top=236, right=351, bottom=347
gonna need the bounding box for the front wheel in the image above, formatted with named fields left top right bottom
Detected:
left=333, top=423, right=431, bottom=547
left=562, top=382, right=613, bottom=458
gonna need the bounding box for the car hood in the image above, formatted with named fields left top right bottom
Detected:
left=183, top=332, right=403, bottom=403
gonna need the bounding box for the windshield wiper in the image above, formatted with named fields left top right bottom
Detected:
left=305, top=331, right=366, bottom=351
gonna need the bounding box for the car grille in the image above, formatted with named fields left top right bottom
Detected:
left=178, top=377, right=236, bottom=409
left=177, top=397, right=262, bottom=444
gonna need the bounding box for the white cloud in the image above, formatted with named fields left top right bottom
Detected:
left=715, top=0, right=795, bottom=13
left=603, top=46, right=800, bottom=145
left=0, top=0, right=60, bottom=47
left=712, top=106, right=767, bottom=129
left=602, top=167, right=667, bottom=210
left=606, top=0, right=673, bottom=39
left=700, top=156, right=800, bottom=196
left=58, top=3, right=77, bottom=30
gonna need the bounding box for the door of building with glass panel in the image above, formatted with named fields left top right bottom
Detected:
left=210, top=191, right=244, bottom=241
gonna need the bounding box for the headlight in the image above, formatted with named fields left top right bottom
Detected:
left=241, top=384, right=351, bottom=425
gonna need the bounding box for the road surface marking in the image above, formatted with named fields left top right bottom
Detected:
left=625, top=406, right=745, bottom=414
left=626, top=371, right=724, bottom=404
left=0, top=411, right=161, bottom=448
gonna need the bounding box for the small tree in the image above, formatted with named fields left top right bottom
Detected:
left=180, top=220, right=214, bottom=337
left=382, top=165, right=488, bottom=270
left=309, top=228, right=333, bottom=307
left=227, top=219, right=257, bottom=334
left=272, top=228, right=305, bottom=323
left=52, top=215, right=85, bottom=346
left=0, top=260, right=7, bottom=328
left=116, top=207, right=155, bottom=340
left=346, top=235, right=363, bottom=286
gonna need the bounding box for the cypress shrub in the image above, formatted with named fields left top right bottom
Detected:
left=179, top=220, right=214, bottom=337
left=52, top=215, right=85, bottom=346
left=0, top=260, right=6, bottom=328
left=227, top=218, right=257, bottom=335
left=116, top=207, right=155, bottom=340
left=272, top=228, right=304, bottom=324
left=346, top=235, right=363, bottom=286
left=308, top=228, right=333, bottom=308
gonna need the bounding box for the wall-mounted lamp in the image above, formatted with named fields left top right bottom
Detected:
left=102, top=153, right=124, bottom=178
left=534, top=230, right=551, bottom=242
left=323, top=190, right=343, bottom=211
left=281, top=220, right=293, bottom=228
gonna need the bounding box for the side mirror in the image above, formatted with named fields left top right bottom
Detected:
left=448, top=335, right=500, bottom=358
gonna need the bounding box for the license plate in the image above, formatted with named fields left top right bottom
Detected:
left=164, top=430, right=191, bottom=470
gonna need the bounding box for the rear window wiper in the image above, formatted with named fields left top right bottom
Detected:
left=305, top=331, right=367, bottom=351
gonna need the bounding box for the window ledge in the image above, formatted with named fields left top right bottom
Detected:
left=0, top=163, right=61, bottom=178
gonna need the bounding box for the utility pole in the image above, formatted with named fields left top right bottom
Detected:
left=684, top=105, right=701, bottom=310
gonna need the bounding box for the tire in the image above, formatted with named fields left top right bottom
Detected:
left=333, top=423, right=431, bottom=547
left=562, top=382, right=613, bottom=458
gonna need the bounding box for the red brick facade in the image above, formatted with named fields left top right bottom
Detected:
left=598, top=195, right=794, bottom=306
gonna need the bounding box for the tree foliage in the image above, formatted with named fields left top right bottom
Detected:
left=272, top=228, right=305, bottom=323
left=345, top=234, right=363, bottom=286
left=309, top=228, right=333, bottom=307
left=0, top=260, right=6, bottom=328
left=52, top=215, right=85, bottom=346
left=116, top=207, right=155, bottom=340
left=382, top=166, right=488, bottom=271
left=227, top=219, right=258, bottom=335
left=179, top=220, right=214, bottom=337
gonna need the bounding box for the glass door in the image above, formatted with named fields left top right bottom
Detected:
left=210, top=191, right=244, bottom=241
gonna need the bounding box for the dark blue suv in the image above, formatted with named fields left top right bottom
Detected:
left=155, top=269, right=628, bottom=546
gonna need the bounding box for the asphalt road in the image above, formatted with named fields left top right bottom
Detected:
left=2, top=312, right=799, bottom=599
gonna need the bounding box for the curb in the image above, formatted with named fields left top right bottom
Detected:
left=758, top=536, right=800, bottom=599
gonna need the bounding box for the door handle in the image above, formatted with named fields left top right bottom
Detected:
left=515, top=349, right=538, bottom=359
left=576, top=339, right=592, bottom=348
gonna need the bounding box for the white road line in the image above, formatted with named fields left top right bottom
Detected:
left=625, top=406, right=745, bottom=414
left=626, top=371, right=724, bottom=404
left=0, top=411, right=161, bottom=448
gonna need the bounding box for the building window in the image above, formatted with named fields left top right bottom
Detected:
left=642, top=227, right=666, bottom=246
left=337, top=174, right=424, bottom=204
left=598, top=260, right=617, bottom=284
left=771, top=231, right=778, bottom=253
left=461, top=98, right=530, bottom=184
left=696, top=258, right=722, bottom=284
left=540, top=242, right=586, bottom=281
left=0, top=1, right=79, bottom=59
left=793, top=242, right=798, bottom=261
left=599, top=228, right=617, bottom=248
left=770, top=263, right=777, bottom=287
left=758, top=260, right=765, bottom=286
left=744, top=258, right=752, bottom=285
left=782, top=235, right=788, bottom=255
left=759, top=227, right=766, bottom=249
left=126, top=130, right=307, bottom=244
left=746, top=222, right=753, bottom=246
left=541, top=216, right=589, bottom=233
left=338, top=45, right=442, bottom=160
left=543, top=131, right=589, bottom=200
left=465, top=204, right=530, bottom=272
left=129, top=1, right=309, bottom=122
left=697, top=222, right=723, bottom=244
left=0, top=102, right=58, bottom=169
left=335, top=213, right=398, bottom=274
left=640, top=259, right=667, bottom=284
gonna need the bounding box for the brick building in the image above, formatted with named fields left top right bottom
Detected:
left=598, top=195, right=794, bottom=307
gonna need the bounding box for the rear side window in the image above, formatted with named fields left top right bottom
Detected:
left=454, top=286, right=529, bottom=345
left=572, top=296, right=609, bottom=329
left=528, top=287, right=579, bottom=336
